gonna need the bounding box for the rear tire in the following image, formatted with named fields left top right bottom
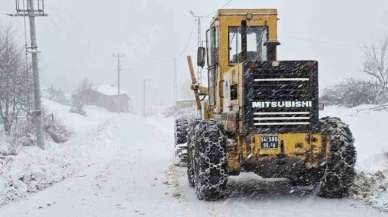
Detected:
left=174, top=119, right=189, bottom=166
left=175, top=119, right=188, bottom=144
left=318, top=117, right=356, bottom=198
left=187, top=119, right=199, bottom=187
left=192, top=120, right=228, bottom=200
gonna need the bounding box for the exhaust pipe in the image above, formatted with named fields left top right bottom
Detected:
left=240, top=20, right=247, bottom=62
left=265, top=41, right=281, bottom=62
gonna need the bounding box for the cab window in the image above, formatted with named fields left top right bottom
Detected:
left=229, top=26, right=268, bottom=64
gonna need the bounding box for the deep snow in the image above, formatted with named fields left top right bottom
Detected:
left=0, top=102, right=387, bottom=216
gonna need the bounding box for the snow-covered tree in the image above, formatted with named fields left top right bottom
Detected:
left=70, top=78, right=93, bottom=115
left=0, top=26, right=31, bottom=135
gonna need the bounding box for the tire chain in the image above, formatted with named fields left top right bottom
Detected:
left=186, top=119, right=199, bottom=187
left=192, top=120, right=228, bottom=200
left=175, top=119, right=189, bottom=165
left=319, top=117, right=357, bottom=198
left=175, top=119, right=189, bottom=144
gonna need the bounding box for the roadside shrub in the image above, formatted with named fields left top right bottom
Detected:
left=10, top=111, right=71, bottom=150
left=320, top=79, right=380, bottom=107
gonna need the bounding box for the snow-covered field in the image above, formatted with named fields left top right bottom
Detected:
left=0, top=101, right=387, bottom=216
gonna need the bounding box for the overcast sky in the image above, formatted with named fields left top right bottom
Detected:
left=1, top=0, right=388, bottom=111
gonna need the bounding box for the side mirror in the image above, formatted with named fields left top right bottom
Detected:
left=197, top=47, right=206, bottom=68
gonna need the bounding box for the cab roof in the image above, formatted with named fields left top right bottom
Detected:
left=217, top=9, right=277, bottom=17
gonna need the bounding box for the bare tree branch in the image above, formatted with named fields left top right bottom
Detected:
left=0, top=25, right=32, bottom=135
left=362, top=35, right=388, bottom=98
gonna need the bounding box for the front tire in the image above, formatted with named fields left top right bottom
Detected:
left=318, top=117, right=356, bottom=198
left=192, top=120, right=228, bottom=200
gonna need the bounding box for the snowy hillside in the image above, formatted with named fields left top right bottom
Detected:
left=0, top=101, right=387, bottom=216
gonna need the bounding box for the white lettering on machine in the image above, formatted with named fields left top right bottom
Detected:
left=252, top=101, right=312, bottom=109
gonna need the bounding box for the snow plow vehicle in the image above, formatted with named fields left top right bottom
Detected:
left=174, top=9, right=356, bottom=200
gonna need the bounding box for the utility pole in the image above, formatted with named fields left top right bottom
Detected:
left=113, top=53, right=124, bottom=113
left=143, top=79, right=148, bottom=117
left=9, top=0, right=47, bottom=150
left=190, top=10, right=206, bottom=84
left=113, top=53, right=124, bottom=96
left=173, top=58, right=178, bottom=104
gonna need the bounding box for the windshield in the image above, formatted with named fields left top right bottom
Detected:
left=229, top=26, right=268, bottom=64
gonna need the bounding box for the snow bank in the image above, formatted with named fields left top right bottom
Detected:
left=0, top=99, right=117, bottom=206
left=352, top=170, right=388, bottom=212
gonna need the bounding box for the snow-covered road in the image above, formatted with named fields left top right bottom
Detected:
left=0, top=113, right=386, bottom=217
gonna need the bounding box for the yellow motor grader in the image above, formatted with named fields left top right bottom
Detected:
left=174, top=9, right=356, bottom=200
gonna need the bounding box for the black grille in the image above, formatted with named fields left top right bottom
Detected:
left=243, top=61, right=320, bottom=134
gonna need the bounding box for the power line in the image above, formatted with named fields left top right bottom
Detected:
left=220, top=0, right=234, bottom=9
left=205, top=0, right=235, bottom=17
left=189, top=11, right=208, bottom=83
left=185, top=0, right=236, bottom=83
left=178, top=20, right=197, bottom=56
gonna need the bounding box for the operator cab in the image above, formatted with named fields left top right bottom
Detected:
left=198, top=9, right=280, bottom=115
left=199, top=9, right=280, bottom=70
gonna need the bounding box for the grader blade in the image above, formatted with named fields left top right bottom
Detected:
left=187, top=56, right=202, bottom=111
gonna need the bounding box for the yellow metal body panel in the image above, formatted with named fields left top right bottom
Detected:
left=253, top=133, right=322, bottom=156
left=225, top=133, right=323, bottom=174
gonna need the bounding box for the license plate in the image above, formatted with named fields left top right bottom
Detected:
left=260, top=135, right=279, bottom=149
